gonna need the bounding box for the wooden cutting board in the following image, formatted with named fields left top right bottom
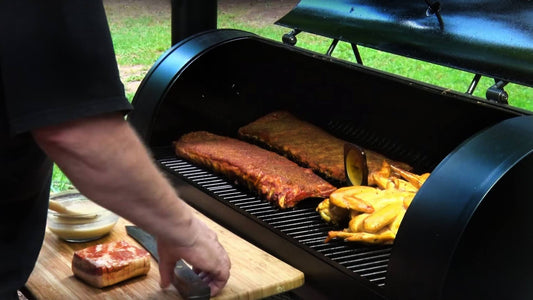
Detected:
left=26, top=208, right=304, bottom=299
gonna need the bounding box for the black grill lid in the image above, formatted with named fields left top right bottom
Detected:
left=275, top=0, right=533, bottom=88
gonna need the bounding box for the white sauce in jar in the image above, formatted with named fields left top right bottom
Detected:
left=47, top=192, right=118, bottom=242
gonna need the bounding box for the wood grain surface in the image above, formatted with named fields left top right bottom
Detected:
left=26, top=209, right=304, bottom=299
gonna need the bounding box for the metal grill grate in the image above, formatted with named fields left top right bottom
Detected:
left=158, top=154, right=391, bottom=287
left=325, top=120, right=436, bottom=172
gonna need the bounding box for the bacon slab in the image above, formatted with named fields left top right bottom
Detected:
left=71, top=240, right=151, bottom=288
left=174, top=131, right=336, bottom=208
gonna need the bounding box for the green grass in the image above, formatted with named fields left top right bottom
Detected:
left=51, top=164, right=73, bottom=193
left=110, top=16, right=171, bottom=66
left=51, top=11, right=533, bottom=191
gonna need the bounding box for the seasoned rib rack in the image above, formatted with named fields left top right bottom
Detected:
left=238, top=110, right=413, bottom=183
left=173, top=131, right=336, bottom=208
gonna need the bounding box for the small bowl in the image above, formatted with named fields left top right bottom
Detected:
left=47, top=191, right=119, bottom=243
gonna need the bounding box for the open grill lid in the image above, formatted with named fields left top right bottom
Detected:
left=276, top=0, right=533, bottom=88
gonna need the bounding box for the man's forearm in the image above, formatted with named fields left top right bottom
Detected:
left=32, top=113, right=198, bottom=245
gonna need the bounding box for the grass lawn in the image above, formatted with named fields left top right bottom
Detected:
left=51, top=5, right=533, bottom=192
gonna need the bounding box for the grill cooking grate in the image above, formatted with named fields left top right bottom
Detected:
left=158, top=151, right=392, bottom=287
left=325, top=120, right=437, bottom=172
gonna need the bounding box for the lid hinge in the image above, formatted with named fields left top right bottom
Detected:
left=282, top=29, right=301, bottom=46
left=486, top=79, right=509, bottom=104
left=466, top=74, right=509, bottom=104
left=283, top=29, right=364, bottom=65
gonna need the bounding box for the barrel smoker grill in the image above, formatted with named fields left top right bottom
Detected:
left=128, top=1, right=533, bottom=299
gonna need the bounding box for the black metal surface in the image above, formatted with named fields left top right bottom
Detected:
left=276, top=0, right=533, bottom=88
left=387, top=115, right=533, bottom=299
left=171, top=0, right=217, bottom=46
left=128, top=29, right=256, bottom=142
left=129, top=29, right=533, bottom=299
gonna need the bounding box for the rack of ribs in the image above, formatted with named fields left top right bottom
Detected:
left=238, top=111, right=412, bottom=183
left=174, top=131, right=337, bottom=209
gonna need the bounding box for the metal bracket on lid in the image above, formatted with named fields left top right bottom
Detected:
left=282, top=29, right=301, bottom=46
left=325, top=39, right=339, bottom=56
left=325, top=39, right=364, bottom=65
left=486, top=79, right=509, bottom=104
left=282, top=29, right=364, bottom=65
left=466, top=74, right=482, bottom=95
left=425, top=0, right=444, bottom=30
left=466, top=75, right=509, bottom=105
left=466, top=74, right=481, bottom=95
left=351, top=44, right=364, bottom=65
left=329, top=40, right=364, bottom=64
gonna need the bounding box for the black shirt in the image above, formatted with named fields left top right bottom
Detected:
left=0, top=0, right=133, bottom=296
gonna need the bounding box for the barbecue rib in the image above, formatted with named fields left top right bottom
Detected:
left=174, top=131, right=336, bottom=208
left=238, top=111, right=413, bottom=183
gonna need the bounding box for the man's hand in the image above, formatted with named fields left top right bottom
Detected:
left=157, top=217, right=231, bottom=296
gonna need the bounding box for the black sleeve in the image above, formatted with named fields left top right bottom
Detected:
left=0, top=0, right=133, bottom=135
